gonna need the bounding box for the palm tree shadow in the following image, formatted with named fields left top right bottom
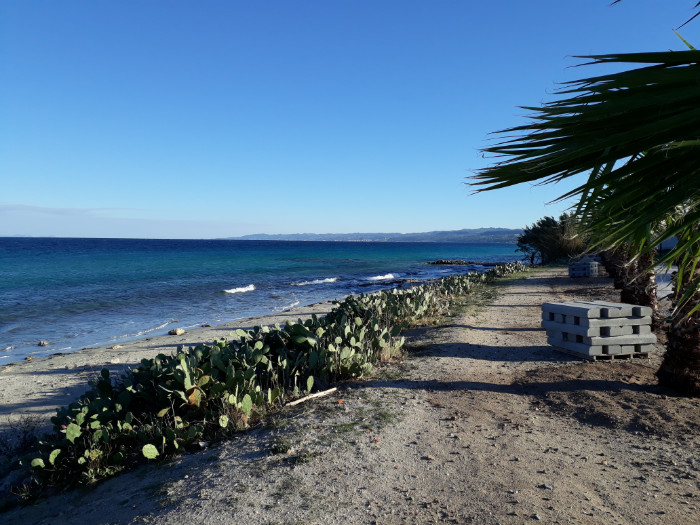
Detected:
left=405, top=341, right=570, bottom=363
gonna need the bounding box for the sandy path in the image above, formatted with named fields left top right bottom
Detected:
left=3, top=268, right=699, bottom=524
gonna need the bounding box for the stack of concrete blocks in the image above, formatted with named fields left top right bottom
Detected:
left=542, top=300, right=657, bottom=360
left=568, top=256, right=601, bottom=278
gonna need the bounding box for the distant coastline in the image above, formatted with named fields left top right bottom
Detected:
left=227, top=227, right=521, bottom=244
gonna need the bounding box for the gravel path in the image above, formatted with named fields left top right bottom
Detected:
left=4, top=268, right=699, bottom=524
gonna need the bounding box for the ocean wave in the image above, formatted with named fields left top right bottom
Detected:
left=368, top=273, right=397, bottom=281
left=281, top=301, right=300, bottom=311
left=292, top=277, right=338, bottom=287
left=224, top=284, right=255, bottom=294
left=125, top=321, right=173, bottom=338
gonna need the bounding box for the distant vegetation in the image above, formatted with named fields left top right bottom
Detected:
left=230, top=227, right=521, bottom=243
left=516, top=213, right=588, bottom=265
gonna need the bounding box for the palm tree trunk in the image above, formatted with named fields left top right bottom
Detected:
left=619, top=252, right=660, bottom=328
left=657, top=301, right=700, bottom=396
left=602, top=248, right=660, bottom=326
left=601, top=246, right=630, bottom=290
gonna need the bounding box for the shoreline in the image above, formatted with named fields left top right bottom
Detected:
left=2, top=239, right=521, bottom=366
left=4, top=268, right=697, bottom=525
left=0, top=260, right=521, bottom=435
left=0, top=301, right=334, bottom=434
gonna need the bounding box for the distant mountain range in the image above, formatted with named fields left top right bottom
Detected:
left=229, top=228, right=521, bottom=243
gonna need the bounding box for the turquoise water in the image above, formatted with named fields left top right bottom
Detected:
left=0, top=238, right=519, bottom=364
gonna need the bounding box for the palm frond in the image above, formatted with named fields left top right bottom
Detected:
left=472, top=51, right=700, bottom=313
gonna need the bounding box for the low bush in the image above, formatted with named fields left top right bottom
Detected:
left=15, top=262, right=526, bottom=498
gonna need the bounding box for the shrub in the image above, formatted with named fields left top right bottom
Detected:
left=15, top=262, right=526, bottom=497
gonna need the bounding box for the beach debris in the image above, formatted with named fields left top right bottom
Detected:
left=427, top=259, right=505, bottom=266
left=286, top=387, right=338, bottom=406
left=25, top=355, right=36, bottom=361
left=110, top=345, right=123, bottom=350
left=38, top=340, right=50, bottom=347
left=168, top=328, right=186, bottom=336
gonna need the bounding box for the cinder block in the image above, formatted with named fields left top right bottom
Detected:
left=583, top=300, right=652, bottom=318
left=547, top=336, right=620, bottom=356
left=542, top=301, right=623, bottom=319
left=542, top=300, right=651, bottom=319
left=541, top=320, right=652, bottom=338
left=569, top=260, right=600, bottom=277
left=541, top=311, right=652, bottom=329
left=543, top=300, right=656, bottom=360
left=620, top=343, right=656, bottom=354
left=585, top=333, right=657, bottom=346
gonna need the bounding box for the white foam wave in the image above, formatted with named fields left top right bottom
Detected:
left=224, top=284, right=255, bottom=294
left=293, top=277, right=338, bottom=287
left=118, top=321, right=173, bottom=339
left=368, top=274, right=396, bottom=281
left=281, top=301, right=300, bottom=311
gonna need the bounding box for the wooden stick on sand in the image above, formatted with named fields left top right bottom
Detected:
left=286, top=387, right=338, bottom=406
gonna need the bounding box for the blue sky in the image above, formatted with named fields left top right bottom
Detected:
left=1, top=1, right=696, bottom=238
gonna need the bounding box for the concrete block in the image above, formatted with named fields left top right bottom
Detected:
left=620, top=343, right=656, bottom=354
left=541, top=311, right=652, bottom=329
left=547, top=336, right=619, bottom=356
left=543, top=301, right=657, bottom=359
left=585, top=333, right=657, bottom=346
left=541, top=320, right=652, bottom=338
left=542, top=302, right=605, bottom=319
left=583, top=300, right=652, bottom=318
left=568, top=260, right=600, bottom=278
left=542, top=300, right=651, bottom=320
left=548, top=329, right=656, bottom=346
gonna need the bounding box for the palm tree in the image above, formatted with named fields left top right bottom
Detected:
left=471, top=50, right=700, bottom=395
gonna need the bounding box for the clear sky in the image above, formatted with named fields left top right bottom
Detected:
left=1, top=1, right=696, bottom=238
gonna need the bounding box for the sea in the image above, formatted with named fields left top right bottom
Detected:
left=0, top=238, right=520, bottom=365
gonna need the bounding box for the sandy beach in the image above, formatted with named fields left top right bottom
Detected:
left=2, top=268, right=699, bottom=524
left=0, top=302, right=333, bottom=435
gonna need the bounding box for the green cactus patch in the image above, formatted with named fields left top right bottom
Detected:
left=14, top=262, right=526, bottom=500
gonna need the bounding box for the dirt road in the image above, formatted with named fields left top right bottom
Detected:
left=5, top=268, right=699, bottom=524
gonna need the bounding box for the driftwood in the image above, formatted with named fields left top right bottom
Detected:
left=286, top=387, right=338, bottom=406
left=427, top=260, right=504, bottom=266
